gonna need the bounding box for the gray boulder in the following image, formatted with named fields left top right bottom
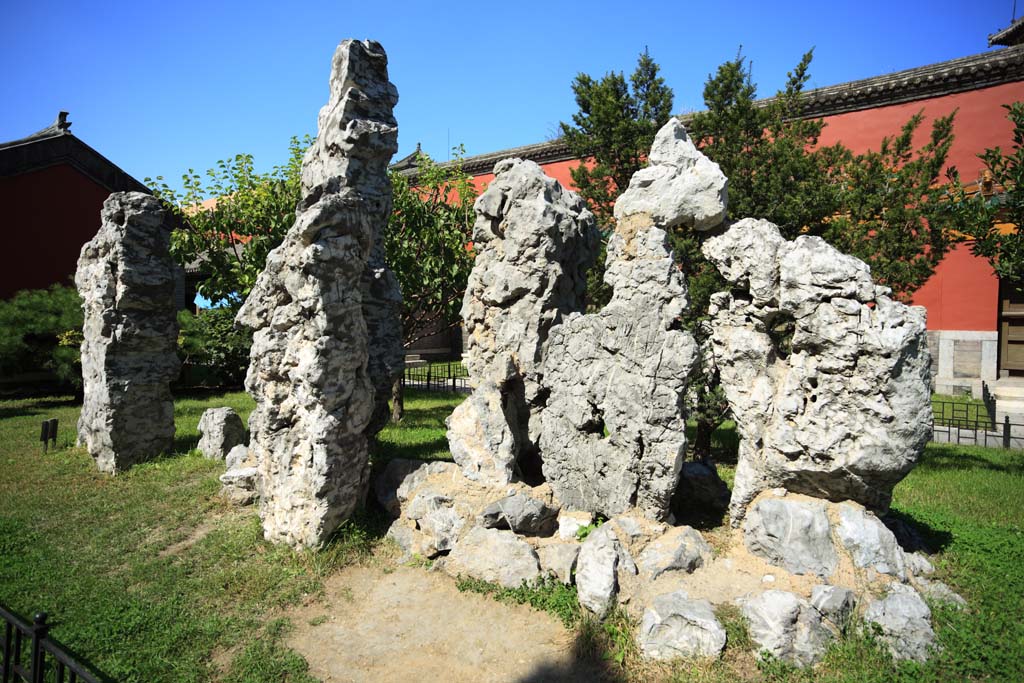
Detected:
left=449, top=158, right=599, bottom=484
left=915, top=577, right=967, bottom=608
left=738, top=590, right=833, bottom=667
left=236, top=40, right=398, bottom=548
left=836, top=503, right=906, bottom=580
left=407, top=492, right=466, bottom=555
left=639, top=590, right=727, bottom=660
left=445, top=526, right=542, bottom=589
left=538, top=542, right=579, bottom=584
left=225, top=444, right=250, bottom=471
left=362, top=235, right=404, bottom=440
left=479, top=493, right=559, bottom=535
left=575, top=526, right=627, bottom=617
left=220, top=466, right=260, bottom=506
left=810, top=585, right=856, bottom=631
left=75, top=192, right=179, bottom=474
left=539, top=120, right=717, bottom=521
left=863, top=583, right=936, bottom=662
left=743, top=495, right=837, bottom=577
left=703, top=220, right=932, bottom=522
left=638, top=526, right=712, bottom=580
left=197, top=407, right=246, bottom=460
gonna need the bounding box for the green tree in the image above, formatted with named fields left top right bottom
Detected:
left=949, top=101, right=1024, bottom=293
left=559, top=49, right=675, bottom=306
left=146, top=136, right=309, bottom=307
left=0, top=284, right=84, bottom=388
left=387, top=149, right=478, bottom=347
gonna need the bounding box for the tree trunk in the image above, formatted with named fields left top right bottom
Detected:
left=693, top=418, right=715, bottom=461
left=391, top=376, right=404, bottom=423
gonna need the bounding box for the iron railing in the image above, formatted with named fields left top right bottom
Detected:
left=1, top=607, right=101, bottom=683
left=931, top=386, right=1024, bottom=450
left=402, top=361, right=470, bottom=393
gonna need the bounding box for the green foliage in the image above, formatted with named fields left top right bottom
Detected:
left=222, top=619, right=318, bottom=683
left=948, top=101, right=1024, bottom=292
left=824, top=112, right=956, bottom=299
left=454, top=575, right=581, bottom=628
left=176, top=308, right=253, bottom=388
left=0, top=285, right=83, bottom=387
left=559, top=49, right=674, bottom=307
left=387, top=149, right=478, bottom=347
left=146, top=137, right=309, bottom=307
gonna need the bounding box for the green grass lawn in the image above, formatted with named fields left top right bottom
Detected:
left=1, top=390, right=1022, bottom=682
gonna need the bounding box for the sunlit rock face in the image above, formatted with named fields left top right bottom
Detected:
left=702, top=218, right=932, bottom=523
left=237, top=39, right=399, bottom=548
left=76, top=191, right=179, bottom=474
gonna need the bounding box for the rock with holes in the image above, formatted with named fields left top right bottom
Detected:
left=639, top=590, right=727, bottom=660
left=197, top=407, right=247, bottom=460
left=863, top=583, right=936, bottom=662
left=538, top=121, right=718, bottom=520
left=75, top=192, right=180, bottom=474
left=445, top=526, right=542, bottom=589
left=479, top=493, right=559, bottom=535
left=743, top=494, right=838, bottom=577
left=738, top=590, right=833, bottom=667
left=362, top=234, right=404, bottom=440
left=236, top=40, right=398, bottom=548
left=703, top=219, right=932, bottom=522
left=448, top=158, right=599, bottom=484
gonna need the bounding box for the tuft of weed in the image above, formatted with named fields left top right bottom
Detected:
left=454, top=575, right=582, bottom=627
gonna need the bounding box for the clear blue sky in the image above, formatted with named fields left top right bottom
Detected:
left=1, top=0, right=1017, bottom=195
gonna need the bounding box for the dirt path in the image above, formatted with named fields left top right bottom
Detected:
left=287, top=563, right=603, bottom=683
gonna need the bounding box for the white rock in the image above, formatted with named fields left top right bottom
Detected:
left=743, top=495, right=837, bottom=577
left=446, top=526, right=542, bottom=589
left=836, top=504, right=907, bottom=580
left=863, top=583, right=936, bottom=662
left=197, top=407, right=246, bottom=460
left=538, top=543, right=580, bottom=584
left=639, top=590, right=727, bottom=660
left=738, top=590, right=833, bottom=667
left=637, top=526, right=712, bottom=580
left=575, top=526, right=623, bottom=617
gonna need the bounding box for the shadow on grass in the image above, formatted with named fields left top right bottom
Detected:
left=918, top=444, right=1024, bottom=475
left=883, top=508, right=954, bottom=554
left=172, top=433, right=201, bottom=455
left=0, top=397, right=79, bottom=421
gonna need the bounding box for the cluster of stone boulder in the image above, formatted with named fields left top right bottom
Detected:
left=71, top=36, right=955, bottom=667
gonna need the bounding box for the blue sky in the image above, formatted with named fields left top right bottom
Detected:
left=1, top=0, right=1017, bottom=195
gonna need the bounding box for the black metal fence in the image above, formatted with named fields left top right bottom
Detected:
left=931, top=389, right=1024, bottom=450
left=402, top=361, right=470, bottom=393
left=1, top=607, right=101, bottom=683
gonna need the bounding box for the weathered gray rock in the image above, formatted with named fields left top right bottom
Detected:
left=446, top=382, right=519, bottom=485
left=197, top=407, right=246, bottom=460
left=638, top=526, right=712, bottom=580
left=225, top=444, right=251, bottom=470
left=639, top=590, right=727, bottom=660
left=810, top=585, right=856, bottom=628
left=575, top=525, right=625, bottom=617
left=539, top=121, right=718, bottom=520
left=445, top=526, right=542, bottom=589
left=703, top=219, right=932, bottom=522
left=738, top=590, right=833, bottom=667
left=538, top=542, right=579, bottom=584
left=905, top=552, right=935, bottom=577
left=220, top=466, right=260, bottom=505
left=448, top=158, right=599, bottom=484
left=75, top=192, right=180, bottom=474
left=863, top=583, right=936, bottom=662
left=915, top=577, right=967, bottom=608
left=836, top=503, right=906, bottom=580
left=480, top=493, right=558, bottom=535
left=362, top=235, right=404, bottom=439
left=236, top=40, right=399, bottom=548
left=613, top=118, right=728, bottom=232
left=374, top=458, right=436, bottom=517
left=406, top=492, right=466, bottom=555
left=743, top=495, right=837, bottom=577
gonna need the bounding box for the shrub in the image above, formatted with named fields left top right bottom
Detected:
left=177, top=307, right=252, bottom=388
left=0, top=285, right=83, bottom=387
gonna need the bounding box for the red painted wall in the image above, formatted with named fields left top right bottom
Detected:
left=910, top=242, right=1000, bottom=331
left=0, top=164, right=109, bottom=299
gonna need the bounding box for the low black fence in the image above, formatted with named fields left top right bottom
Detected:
left=1, top=607, right=101, bottom=683
left=931, top=397, right=1024, bottom=450
left=402, top=361, right=470, bottom=393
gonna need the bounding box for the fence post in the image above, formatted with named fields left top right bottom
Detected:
left=30, top=613, right=47, bottom=683
left=1005, top=415, right=1012, bottom=450
left=426, top=364, right=432, bottom=391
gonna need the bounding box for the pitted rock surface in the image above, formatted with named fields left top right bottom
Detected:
left=703, top=219, right=932, bottom=522
left=197, top=407, right=246, bottom=460
left=237, top=39, right=398, bottom=548
left=362, top=235, right=404, bottom=439
left=448, top=158, right=598, bottom=484
left=76, top=192, right=179, bottom=474
left=539, top=121, right=720, bottom=520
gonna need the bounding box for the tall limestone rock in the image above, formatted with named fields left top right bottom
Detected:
left=702, top=218, right=932, bottom=522
left=76, top=192, right=180, bottom=474
left=237, top=39, right=399, bottom=548
left=446, top=158, right=599, bottom=484
left=538, top=119, right=726, bottom=520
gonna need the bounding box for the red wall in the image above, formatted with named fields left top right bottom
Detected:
left=0, top=164, right=109, bottom=299
left=910, top=242, right=1000, bottom=331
